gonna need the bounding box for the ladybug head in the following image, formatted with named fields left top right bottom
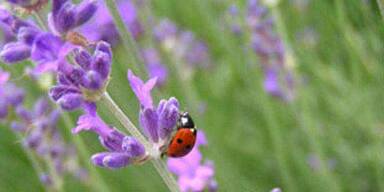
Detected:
left=177, top=112, right=195, bottom=129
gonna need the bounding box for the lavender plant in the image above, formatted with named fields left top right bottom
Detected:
left=0, top=0, right=218, bottom=191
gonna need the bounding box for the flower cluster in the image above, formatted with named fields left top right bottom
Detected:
left=49, top=41, right=112, bottom=111
left=73, top=103, right=146, bottom=168
left=167, top=131, right=217, bottom=192
left=11, top=97, right=88, bottom=185
left=79, top=0, right=142, bottom=45
left=128, top=70, right=179, bottom=149
left=246, top=0, right=295, bottom=100
left=0, top=0, right=97, bottom=76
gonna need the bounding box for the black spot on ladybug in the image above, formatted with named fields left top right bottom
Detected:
left=185, top=145, right=191, bottom=149
left=177, top=138, right=183, bottom=144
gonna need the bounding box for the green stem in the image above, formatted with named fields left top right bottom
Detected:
left=101, top=92, right=180, bottom=192
left=377, top=0, right=384, bottom=20
left=32, top=11, right=48, bottom=31
left=61, top=113, right=111, bottom=192
left=104, top=0, right=146, bottom=76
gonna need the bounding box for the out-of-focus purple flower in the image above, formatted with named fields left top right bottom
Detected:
left=6, top=0, right=49, bottom=11
left=49, top=0, right=97, bottom=35
left=307, top=153, right=337, bottom=171
left=0, top=21, right=14, bottom=47
left=79, top=0, right=142, bottom=45
left=153, top=19, right=211, bottom=71
left=0, top=67, right=10, bottom=85
left=0, top=8, right=40, bottom=64
left=142, top=48, right=168, bottom=86
left=227, top=4, right=243, bottom=35
left=167, top=131, right=217, bottom=192
left=73, top=104, right=146, bottom=169
left=128, top=70, right=179, bottom=144
left=244, top=0, right=295, bottom=101
left=39, top=173, right=52, bottom=186
left=49, top=41, right=112, bottom=111
left=0, top=72, right=25, bottom=119
left=3, top=96, right=88, bottom=186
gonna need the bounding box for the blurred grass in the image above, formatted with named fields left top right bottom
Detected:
left=1, top=0, right=384, bottom=191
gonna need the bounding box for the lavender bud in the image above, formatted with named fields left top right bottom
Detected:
left=55, top=2, right=76, bottom=34
left=0, top=42, right=31, bottom=63
left=158, top=98, right=179, bottom=139
left=91, top=152, right=109, bottom=167
left=102, top=152, right=131, bottom=168
left=81, top=70, right=103, bottom=90
left=98, top=129, right=125, bottom=152
left=95, top=41, right=112, bottom=58
left=92, top=51, right=110, bottom=80
left=75, top=0, right=97, bottom=26
left=57, top=93, right=83, bottom=111
left=74, top=48, right=92, bottom=70
left=17, top=27, right=40, bottom=46
left=122, top=136, right=145, bottom=157
left=49, top=85, right=80, bottom=101
left=139, top=108, right=159, bottom=143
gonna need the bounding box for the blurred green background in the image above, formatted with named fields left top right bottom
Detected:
left=1, top=0, right=384, bottom=191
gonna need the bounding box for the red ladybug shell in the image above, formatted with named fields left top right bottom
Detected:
left=167, top=128, right=197, bottom=158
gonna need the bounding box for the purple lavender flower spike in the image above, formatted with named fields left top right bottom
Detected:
left=127, top=69, right=157, bottom=109
left=0, top=99, right=8, bottom=119
left=49, top=41, right=111, bottom=110
left=3, top=96, right=88, bottom=185
left=244, top=0, right=295, bottom=101
left=0, top=42, right=31, bottom=63
left=128, top=70, right=180, bottom=146
left=167, top=131, right=217, bottom=192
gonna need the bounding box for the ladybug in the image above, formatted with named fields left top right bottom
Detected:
left=166, top=112, right=197, bottom=158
